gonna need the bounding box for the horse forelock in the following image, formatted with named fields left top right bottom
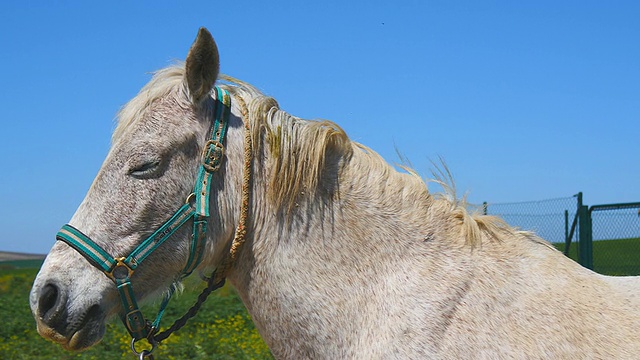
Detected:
left=112, top=65, right=187, bottom=143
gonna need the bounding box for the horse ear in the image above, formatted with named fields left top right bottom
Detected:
left=185, top=27, right=220, bottom=103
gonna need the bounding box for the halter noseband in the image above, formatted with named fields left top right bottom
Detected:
left=55, top=87, right=232, bottom=346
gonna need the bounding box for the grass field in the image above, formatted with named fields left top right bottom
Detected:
left=0, top=260, right=273, bottom=360
left=0, top=259, right=45, bottom=269
left=553, top=237, right=640, bottom=276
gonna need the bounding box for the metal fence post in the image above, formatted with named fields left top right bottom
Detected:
left=564, top=210, right=569, bottom=255
left=578, top=204, right=593, bottom=270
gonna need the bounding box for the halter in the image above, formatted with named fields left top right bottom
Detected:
left=56, top=86, right=241, bottom=357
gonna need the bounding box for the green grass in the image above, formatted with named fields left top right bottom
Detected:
left=553, top=242, right=579, bottom=262
left=0, top=264, right=273, bottom=359
left=591, top=237, right=640, bottom=276
left=0, top=259, right=45, bottom=269
left=554, top=237, right=640, bottom=276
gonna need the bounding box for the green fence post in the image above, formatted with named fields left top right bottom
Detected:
left=587, top=209, right=593, bottom=269
left=564, top=210, right=569, bottom=256
left=576, top=192, right=583, bottom=263
left=578, top=204, right=593, bottom=270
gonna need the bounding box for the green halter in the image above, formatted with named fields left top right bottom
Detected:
left=56, top=86, right=231, bottom=343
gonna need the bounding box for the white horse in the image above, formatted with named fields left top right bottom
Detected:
left=30, top=28, right=640, bottom=359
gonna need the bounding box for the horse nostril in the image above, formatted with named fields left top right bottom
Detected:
left=39, top=284, right=58, bottom=316
left=38, top=283, right=68, bottom=331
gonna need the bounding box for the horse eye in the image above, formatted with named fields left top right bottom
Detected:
left=129, top=160, right=161, bottom=178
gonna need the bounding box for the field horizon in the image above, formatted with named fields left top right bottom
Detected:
left=0, top=251, right=46, bottom=262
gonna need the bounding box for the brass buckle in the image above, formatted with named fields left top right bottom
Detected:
left=201, top=140, right=224, bottom=172
left=107, top=257, right=135, bottom=281
left=185, top=193, right=196, bottom=205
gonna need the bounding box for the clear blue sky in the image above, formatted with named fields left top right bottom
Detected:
left=1, top=2, right=638, bottom=254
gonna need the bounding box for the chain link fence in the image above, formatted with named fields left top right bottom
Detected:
left=483, top=196, right=579, bottom=247
left=590, top=203, right=640, bottom=276
left=481, top=195, right=580, bottom=263
left=477, top=195, right=640, bottom=276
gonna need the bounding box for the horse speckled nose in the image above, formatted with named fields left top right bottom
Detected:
left=37, top=283, right=69, bottom=335
left=31, top=277, right=107, bottom=350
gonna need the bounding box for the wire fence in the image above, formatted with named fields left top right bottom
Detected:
left=590, top=203, right=640, bottom=276
left=478, top=195, right=640, bottom=276
left=482, top=195, right=579, bottom=245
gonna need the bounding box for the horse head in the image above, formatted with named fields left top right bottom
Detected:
left=29, top=28, right=245, bottom=351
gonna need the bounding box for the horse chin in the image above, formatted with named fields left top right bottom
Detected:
left=35, top=305, right=107, bottom=351
left=65, top=323, right=105, bottom=351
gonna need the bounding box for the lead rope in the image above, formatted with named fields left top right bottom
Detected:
left=216, top=94, right=251, bottom=274
left=140, top=94, right=252, bottom=358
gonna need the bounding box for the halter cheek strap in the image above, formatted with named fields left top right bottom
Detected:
left=55, top=87, right=231, bottom=341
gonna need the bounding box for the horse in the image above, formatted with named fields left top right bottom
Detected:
left=30, top=27, right=640, bottom=359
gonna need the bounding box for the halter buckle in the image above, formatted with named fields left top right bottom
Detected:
left=201, top=140, right=225, bottom=172
left=107, top=257, right=135, bottom=281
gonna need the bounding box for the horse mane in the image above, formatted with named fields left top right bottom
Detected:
left=388, top=158, right=519, bottom=248
left=219, top=75, right=354, bottom=213
left=112, top=63, right=524, bottom=248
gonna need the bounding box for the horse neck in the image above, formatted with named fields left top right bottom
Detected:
left=242, top=139, right=444, bottom=267
left=228, top=144, right=486, bottom=356
left=225, top=132, right=640, bottom=356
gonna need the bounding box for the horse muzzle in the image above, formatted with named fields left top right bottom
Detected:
left=31, top=281, right=107, bottom=351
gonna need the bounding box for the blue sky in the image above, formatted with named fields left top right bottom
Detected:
left=1, top=2, right=638, bottom=254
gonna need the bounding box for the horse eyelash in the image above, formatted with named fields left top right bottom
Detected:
left=128, top=160, right=161, bottom=177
